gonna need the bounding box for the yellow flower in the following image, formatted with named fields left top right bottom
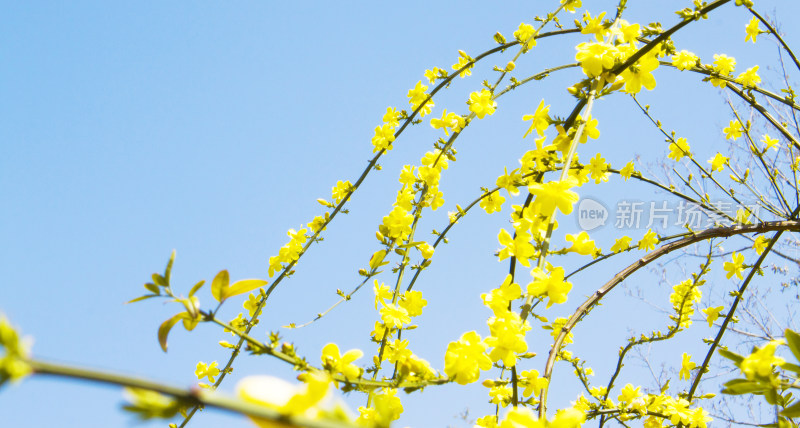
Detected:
left=528, top=178, right=580, bottom=216
left=382, top=107, right=400, bottom=127
left=708, top=153, right=728, bottom=173
left=618, top=383, right=641, bottom=405
left=581, top=11, right=608, bottom=41
left=723, top=251, right=745, bottom=280
left=723, top=120, right=743, bottom=140
left=521, top=369, right=549, bottom=397
left=761, top=134, right=779, bottom=151
left=736, top=65, right=761, bottom=88
left=444, top=331, right=492, bottom=385
left=575, top=41, right=617, bottom=77
left=243, top=293, right=260, bottom=317
left=753, top=236, right=769, bottom=255
left=407, top=80, right=433, bottom=117
left=745, top=17, right=761, bottom=43
left=497, top=229, right=535, bottom=267
left=565, top=231, right=599, bottom=256
left=499, top=407, right=546, bottom=428
left=468, top=89, right=497, bottom=119
left=620, top=52, right=659, bottom=94
left=672, top=50, right=698, bottom=71
left=399, top=290, right=427, bottom=317
left=452, top=50, right=474, bottom=78
left=371, top=123, right=396, bottom=153
left=713, top=54, right=736, bottom=75
left=417, top=242, right=435, bottom=259
left=195, top=361, right=220, bottom=383
left=373, top=280, right=391, bottom=309
left=619, top=161, right=635, bottom=180
left=485, top=311, right=530, bottom=367
left=587, top=153, right=609, bottom=184
left=740, top=339, right=786, bottom=379
left=561, top=0, right=582, bottom=13
left=614, top=19, right=641, bottom=44
left=679, top=353, right=696, bottom=380
left=611, top=236, right=632, bottom=253
left=637, top=229, right=658, bottom=252
left=668, top=138, right=691, bottom=161
left=513, top=22, right=537, bottom=50
left=480, top=193, right=505, bottom=214
left=702, top=306, right=724, bottom=327
left=381, top=206, right=414, bottom=240
left=522, top=100, right=551, bottom=138
left=330, top=180, right=352, bottom=204
left=528, top=265, right=573, bottom=308
left=321, top=343, right=363, bottom=381
left=379, top=301, right=411, bottom=329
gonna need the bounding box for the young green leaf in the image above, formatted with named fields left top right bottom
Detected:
left=223, top=279, right=268, bottom=300
left=126, top=294, right=158, bottom=304
left=188, top=280, right=206, bottom=298
left=165, top=250, right=176, bottom=284
left=721, top=378, right=765, bottom=395
left=785, top=328, right=800, bottom=362
left=157, top=313, right=184, bottom=352
left=718, top=348, right=745, bottom=365
left=211, top=270, right=230, bottom=302
left=782, top=401, right=800, bottom=418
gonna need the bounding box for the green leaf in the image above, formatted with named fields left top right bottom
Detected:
left=188, top=280, right=205, bottom=298
left=782, top=362, right=800, bottom=374
left=718, top=348, right=745, bottom=365
left=721, top=378, right=765, bottom=395
left=126, top=294, right=158, bottom=304
left=785, top=328, right=800, bottom=363
left=143, top=283, right=160, bottom=294
left=158, top=313, right=184, bottom=352
left=781, top=401, right=800, bottom=418
left=211, top=270, right=230, bottom=302
left=165, top=250, right=176, bottom=284
left=151, top=273, right=167, bottom=287
left=223, top=279, right=268, bottom=300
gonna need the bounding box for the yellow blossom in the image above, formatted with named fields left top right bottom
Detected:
left=611, top=236, right=632, bottom=253
left=740, top=339, right=786, bottom=379
left=672, top=50, right=698, bottom=71
left=753, top=236, right=769, bottom=255
left=638, top=229, right=658, bottom=252
left=468, top=89, right=497, bottom=119
left=522, top=100, right=551, bottom=137
left=708, top=153, right=728, bottom=172
left=452, top=50, right=474, bottom=78
left=723, top=251, right=745, bottom=280
left=565, top=231, right=599, bottom=256
left=723, top=120, right=743, bottom=140
left=619, top=161, right=635, bottom=180
left=668, top=138, right=691, bottom=161
left=702, top=306, right=724, bottom=327
left=513, top=22, right=537, bottom=50
left=745, top=17, right=761, bottom=43
left=480, top=192, right=505, bottom=214
left=528, top=178, right=580, bottom=216
left=736, top=65, right=761, bottom=88
left=528, top=265, right=573, bottom=308
left=679, top=353, right=696, bottom=380
left=321, top=343, right=363, bottom=381
left=444, top=331, right=492, bottom=385
left=195, top=361, right=220, bottom=383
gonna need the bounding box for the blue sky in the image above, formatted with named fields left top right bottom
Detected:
left=2, top=1, right=800, bottom=427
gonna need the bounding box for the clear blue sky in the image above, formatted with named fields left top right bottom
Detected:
left=2, top=1, right=799, bottom=427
